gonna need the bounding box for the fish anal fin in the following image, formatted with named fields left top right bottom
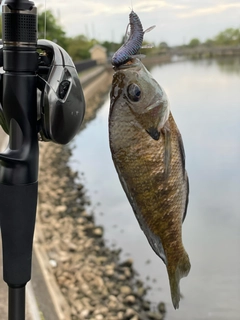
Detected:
left=143, top=229, right=167, bottom=265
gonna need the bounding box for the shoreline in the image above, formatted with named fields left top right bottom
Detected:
left=35, top=68, right=166, bottom=320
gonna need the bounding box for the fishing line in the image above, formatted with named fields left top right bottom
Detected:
left=37, top=74, right=65, bottom=103
left=44, top=0, right=47, bottom=39
left=130, top=0, right=133, bottom=11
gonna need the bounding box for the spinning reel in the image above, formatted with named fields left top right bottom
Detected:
left=0, top=39, right=85, bottom=144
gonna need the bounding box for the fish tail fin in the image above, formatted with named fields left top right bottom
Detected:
left=167, top=251, right=191, bottom=309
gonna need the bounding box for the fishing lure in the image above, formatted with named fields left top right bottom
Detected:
left=111, top=10, right=155, bottom=67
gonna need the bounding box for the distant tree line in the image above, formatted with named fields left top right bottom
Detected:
left=188, top=28, right=240, bottom=48
left=0, top=10, right=239, bottom=60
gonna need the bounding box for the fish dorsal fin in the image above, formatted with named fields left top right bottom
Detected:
left=144, top=25, right=156, bottom=33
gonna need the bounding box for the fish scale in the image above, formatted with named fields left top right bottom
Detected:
left=109, top=58, right=190, bottom=309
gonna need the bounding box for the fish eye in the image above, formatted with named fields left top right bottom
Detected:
left=127, top=83, right=141, bottom=102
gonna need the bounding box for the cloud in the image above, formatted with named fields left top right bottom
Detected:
left=131, top=1, right=188, bottom=12
left=177, top=3, right=240, bottom=18
left=35, top=0, right=188, bottom=16
left=33, top=0, right=240, bottom=45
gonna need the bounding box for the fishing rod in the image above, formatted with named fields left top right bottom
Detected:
left=0, top=0, right=85, bottom=319
left=0, top=0, right=38, bottom=318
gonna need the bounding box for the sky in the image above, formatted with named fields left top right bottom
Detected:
left=5, top=1, right=240, bottom=45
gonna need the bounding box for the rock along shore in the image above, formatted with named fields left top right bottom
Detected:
left=36, top=67, right=166, bottom=320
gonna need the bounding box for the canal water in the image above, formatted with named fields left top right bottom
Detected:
left=70, top=58, right=240, bottom=320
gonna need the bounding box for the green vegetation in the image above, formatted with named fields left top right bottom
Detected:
left=66, top=35, right=97, bottom=61
left=101, top=41, right=121, bottom=56
left=188, top=27, right=240, bottom=48
left=38, top=9, right=68, bottom=49
left=213, top=28, right=240, bottom=46
left=188, top=38, right=201, bottom=48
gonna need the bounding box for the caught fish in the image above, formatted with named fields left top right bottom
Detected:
left=112, top=10, right=155, bottom=67
left=109, top=57, right=191, bottom=307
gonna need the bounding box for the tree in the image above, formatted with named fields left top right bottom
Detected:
left=159, top=42, right=169, bottom=48
left=204, top=38, right=214, bottom=47
left=214, top=28, right=240, bottom=46
left=67, top=35, right=97, bottom=61
left=188, top=38, right=201, bottom=48
left=101, top=41, right=120, bottom=56
left=38, top=9, right=68, bottom=49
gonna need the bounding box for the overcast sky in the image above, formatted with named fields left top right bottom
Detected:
left=25, top=1, right=240, bottom=45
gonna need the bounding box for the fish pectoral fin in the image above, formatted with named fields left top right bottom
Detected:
left=145, top=125, right=171, bottom=177
left=167, top=251, right=191, bottom=309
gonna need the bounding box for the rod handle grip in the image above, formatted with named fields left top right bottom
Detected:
left=0, top=182, right=38, bottom=286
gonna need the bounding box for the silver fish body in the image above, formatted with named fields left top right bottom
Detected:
left=109, top=59, right=190, bottom=309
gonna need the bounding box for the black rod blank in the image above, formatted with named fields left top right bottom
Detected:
left=8, top=286, right=25, bottom=320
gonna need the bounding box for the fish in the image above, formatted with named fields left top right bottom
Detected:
left=111, top=10, right=155, bottom=67
left=108, top=58, right=191, bottom=309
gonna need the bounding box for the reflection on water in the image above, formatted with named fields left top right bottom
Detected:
left=215, top=57, right=240, bottom=75
left=71, top=58, right=240, bottom=320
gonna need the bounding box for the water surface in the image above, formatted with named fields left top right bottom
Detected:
left=71, top=58, right=240, bottom=320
